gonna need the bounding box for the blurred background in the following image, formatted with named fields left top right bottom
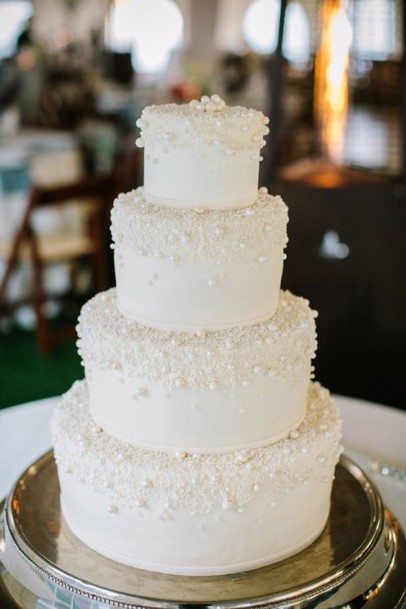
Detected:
left=0, top=0, right=404, bottom=410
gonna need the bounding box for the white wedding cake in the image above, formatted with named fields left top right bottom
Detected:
left=52, top=95, right=342, bottom=576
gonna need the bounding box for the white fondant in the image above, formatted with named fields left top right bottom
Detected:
left=144, top=146, right=259, bottom=209
left=115, top=247, right=283, bottom=331
left=86, top=366, right=309, bottom=453
left=60, top=473, right=331, bottom=576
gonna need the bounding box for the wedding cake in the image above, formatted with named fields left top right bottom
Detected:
left=52, top=95, right=342, bottom=576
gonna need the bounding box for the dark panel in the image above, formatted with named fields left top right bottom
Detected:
left=275, top=182, right=406, bottom=409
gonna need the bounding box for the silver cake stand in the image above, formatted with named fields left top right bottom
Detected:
left=0, top=451, right=405, bottom=609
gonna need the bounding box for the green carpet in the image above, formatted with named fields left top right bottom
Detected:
left=0, top=328, right=83, bottom=409
left=0, top=245, right=114, bottom=410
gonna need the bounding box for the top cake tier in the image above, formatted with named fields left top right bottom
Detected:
left=136, top=95, right=269, bottom=209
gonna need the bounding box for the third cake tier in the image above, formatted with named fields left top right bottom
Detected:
left=77, top=288, right=317, bottom=454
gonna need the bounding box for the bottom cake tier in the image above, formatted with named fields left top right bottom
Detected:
left=51, top=380, right=342, bottom=576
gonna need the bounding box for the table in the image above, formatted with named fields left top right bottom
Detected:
left=1, top=394, right=405, bottom=529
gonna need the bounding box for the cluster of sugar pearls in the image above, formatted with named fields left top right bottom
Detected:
left=135, top=98, right=269, bottom=153
left=189, top=94, right=226, bottom=112
left=111, top=187, right=288, bottom=265
left=52, top=380, right=342, bottom=515
left=77, top=288, right=318, bottom=391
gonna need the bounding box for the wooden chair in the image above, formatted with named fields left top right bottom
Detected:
left=0, top=173, right=116, bottom=353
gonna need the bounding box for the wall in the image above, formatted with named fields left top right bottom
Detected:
left=32, top=0, right=109, bottom=46
left=215, top=0, right=320, bottom=53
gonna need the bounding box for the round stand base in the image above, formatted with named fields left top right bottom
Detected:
left=1, top=452, right=405, bottom=609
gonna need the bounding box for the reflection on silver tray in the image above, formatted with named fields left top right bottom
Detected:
left=1, top=451, right=405, bottom=608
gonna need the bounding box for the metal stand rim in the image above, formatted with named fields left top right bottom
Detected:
left=2, top=451, right=402, bottom=609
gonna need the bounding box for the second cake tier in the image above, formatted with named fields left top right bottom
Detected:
left=77, top=289, right=317, bottom=454
left=111, top=187, right=288, bottom=331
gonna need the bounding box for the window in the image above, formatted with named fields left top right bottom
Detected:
left=351, top=0, right=399, bottom=60
left=242, top=0, right=279, bottom=55
left=107, top=0, right=183, bottom=74
left=0, top=0, right=33, bottom=59
left=242, top=0, right=310, bottom=64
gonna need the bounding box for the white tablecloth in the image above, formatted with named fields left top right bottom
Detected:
left=1, top=394, right=405, bottom=528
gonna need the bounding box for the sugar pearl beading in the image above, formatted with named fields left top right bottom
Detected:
left=111, top=187, right=288, bottom=265
left=77, top=288, right=318, bottom=391
left=136, top=96, right=270, bottom=152
left=52, top=380, right=342, bottom=515
left=189, top=94, right=226, bottom=113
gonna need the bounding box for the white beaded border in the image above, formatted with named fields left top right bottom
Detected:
left=52, top=380, right=342, bottom=516
left=77, top=289, right=318, bottom=391
left=111, top=187, right=288, bottom=265
left=135, top=95, right=269, bottom=153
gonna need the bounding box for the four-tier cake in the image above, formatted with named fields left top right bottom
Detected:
left=52, top=95, right=342, bottom=576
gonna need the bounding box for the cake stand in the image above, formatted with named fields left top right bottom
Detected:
left=0, top=451, right=405, bottom=609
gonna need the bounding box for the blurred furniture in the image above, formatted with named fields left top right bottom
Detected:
left=0, top=173, right=114, bottom=353
left=101, top=51, right=134, bottom=86
left=261, top=0, right=406, bottom=410
left=278, top=181, right=406, bottom=410
left=1, top=393, right=404, bottom=527
left=0, top=132, right=83, bottom=305
left=115, top=146, right=141, bottom=193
